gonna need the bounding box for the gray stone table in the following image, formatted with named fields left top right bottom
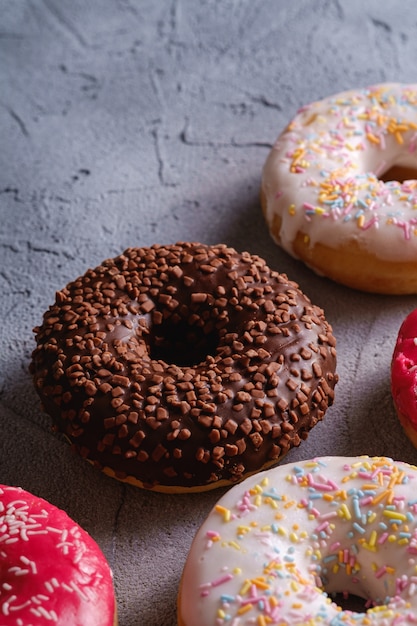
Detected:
left=2, top=1, right=417, bottom=624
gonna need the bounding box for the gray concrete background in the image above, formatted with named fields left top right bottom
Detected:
left=2, top=2, right=417, bottom=624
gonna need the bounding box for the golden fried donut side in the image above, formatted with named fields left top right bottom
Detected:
left=261, top=191, right=417, bottom=294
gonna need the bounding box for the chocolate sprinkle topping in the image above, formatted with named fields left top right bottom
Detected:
left=30, top=242, right=338, bottom=491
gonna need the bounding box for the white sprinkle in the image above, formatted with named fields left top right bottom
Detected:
left=70, top=581, right=89, bottom=602
left=2, top=595, right=17, bottom=616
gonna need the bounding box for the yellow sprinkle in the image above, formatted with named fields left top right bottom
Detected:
left=289, top=532, right=298, bottom=543
left=372, top=489, right=392, bottom=506
left=284, top=500, right=295, bottom=509
left=366, top=132, right=380, bottom=145
left=215, top=505, right=231, bottom=522
left=357, top=214, right=365, bottom=228
left=239, top=579, right=251, bottom=595
left=228, top=541, right=241, bottom=551
left=233, top=567, right=242, bottom=575
left=252, top=577, right=270, bottom=590
left=362, top=542, right=376, bottom=552
left=398, top=538, right=409, bottom=546
left=335, top=490, right=347, bottom=501
left=264, top=497, right=278, bottom=509
left=303, top=234, right=310, bottom=245
left=369, top=530, right=377, bottom=547
left=383, top=510, right=407, bottom=522
left=395, top=131, right=404, bottom=144
left=339, top=503, right=352, bottom=520
left=217, top=609, right=226, bottom=619
left=288, top=204, right=296, bottom=216
left=237, top=603, right=253, bottom=615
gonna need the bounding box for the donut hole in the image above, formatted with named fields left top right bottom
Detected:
left=329, top=591, right=370, bottom=613
left=149, top=318, right=220, bottom=367
left=379, top=163, right=417, bottom=183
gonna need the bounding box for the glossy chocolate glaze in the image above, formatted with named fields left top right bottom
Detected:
left=31, top=243, right=338, bottom=491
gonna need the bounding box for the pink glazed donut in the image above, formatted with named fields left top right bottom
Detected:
left=0, top=485, right=116, bottom=626
left=391, top=308, right=417, bottom=447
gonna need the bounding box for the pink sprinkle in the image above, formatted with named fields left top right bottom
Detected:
left=361, top=216, right=379, bottom=230
left=315, top=521, right=330, bottom=533
left=378, top=532, right=389, bottom=545
left=375, top=566, right=387, bottom=579
left=409, top=133, right=417, bottom=153
left=319, top=511, right=338, bottom=522
left=206, top=530, right=220, bottom=539
left=211, top=573, right=234, bottom=588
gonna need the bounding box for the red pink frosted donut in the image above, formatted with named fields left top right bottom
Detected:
left=391, top=308, right=417, bottom=447
left=0, top=485, right=116, bottom=625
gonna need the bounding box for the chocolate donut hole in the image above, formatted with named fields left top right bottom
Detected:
left=150, top=317, right=220, bottom=367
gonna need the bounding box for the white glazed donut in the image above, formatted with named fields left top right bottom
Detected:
left=261, top=83, right=417, bottom=294
left=178, top=455, right=417, bottom=625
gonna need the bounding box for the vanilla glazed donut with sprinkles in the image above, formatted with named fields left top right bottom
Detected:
left=0, top=484, right=116, bottom=626
left=30, top=242, right=338, bottom=493
left=261, top=83, right=417, bottom=294
left=178, top=455, right=417, bottom=626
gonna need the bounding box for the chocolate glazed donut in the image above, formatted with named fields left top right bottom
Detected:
left=30, top=243, right=338, bottom=492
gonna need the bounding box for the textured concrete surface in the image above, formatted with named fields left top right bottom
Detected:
left=2, top=1, right=417, bottom=624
